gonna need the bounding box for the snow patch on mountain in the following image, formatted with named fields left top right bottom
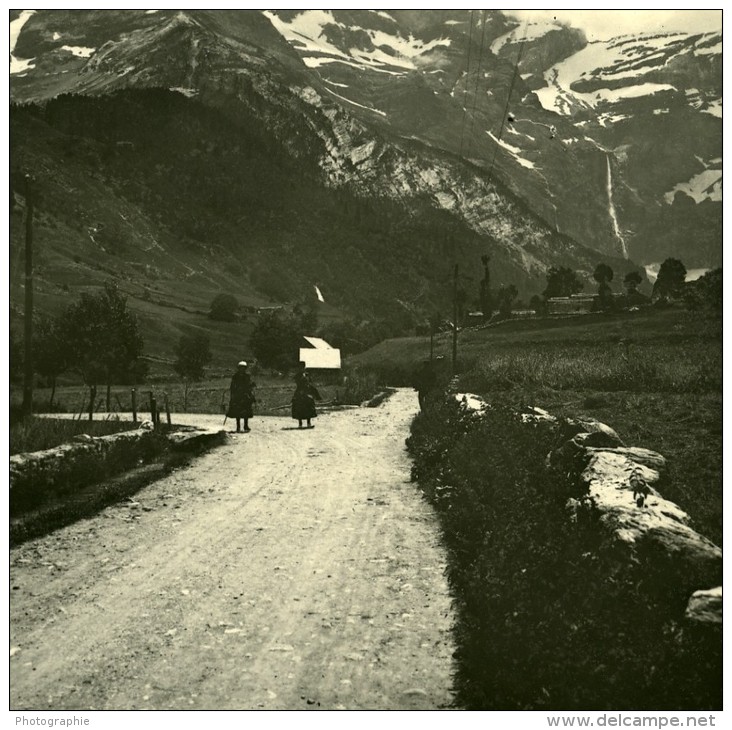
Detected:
left=490, top=18, right=566, bottom=55
left=10, top=10, right=37, bottom=75
left=535, top=33, right=707, bottom=115
left=665, top=170, right=722, bottom=204
left=702, top=99, right=722, bottom=118
left=371, top=28, right=450, bottom=59
left=263, top=10, right=350, bottom=61
left=263, top=9, right=450, bottom=75
left=61, top=45, right=96, bottom=58
left=598, top=112, right=631, bottom=126
left=506, top=126, right=535, bottom=143
left=303, top=55, right=398, bottom=75
left=370, top=11, right=396, bottom=23
left=486, top=131, right=535, bottom=169
left=171, top=87, right=198, bottom=98
left=323, top=86, right=387, bottom=117
left=597, top=83, right=675, bottom=105
left=695, top=40, right=721, bottom=56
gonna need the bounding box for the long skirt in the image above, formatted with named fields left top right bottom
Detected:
left=291, top=392, right=317, bottom=420
left=227, top=394, right=254, bottom=419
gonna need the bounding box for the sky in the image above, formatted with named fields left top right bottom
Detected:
left=503, top=9, right=722, bottom=41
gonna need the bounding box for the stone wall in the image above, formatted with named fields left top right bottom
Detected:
left=454, top=393, right=722, bottom=626
left=10, top=424, right=225, bottom=512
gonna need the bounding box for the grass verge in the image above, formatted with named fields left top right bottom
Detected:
left=406, top=396, right=721, bottom=710
left=10, top=416, right=139, bottom=455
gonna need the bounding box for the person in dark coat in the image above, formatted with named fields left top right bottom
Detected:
left=228, top=361, right=256, bottom=432
left=292, top=362, right=320, bottom=428
left=413, top=359, right=437, bottom=412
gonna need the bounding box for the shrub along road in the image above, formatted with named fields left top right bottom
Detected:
left=9, top=390, right=455, bottom=710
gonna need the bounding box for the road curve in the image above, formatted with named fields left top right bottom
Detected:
left=10, top=389, right=455, bottom=710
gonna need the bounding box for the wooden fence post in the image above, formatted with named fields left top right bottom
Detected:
left=88, top=384, right=96, bottom=422
left=164, top=392, right=171, bottom=425
left=131, top=388, right=137, bottom=423
left=149, top=392, right=157, bottom=427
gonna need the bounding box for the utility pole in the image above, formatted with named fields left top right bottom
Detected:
left=22, top=174, right=34, bottom=421
left=452, top=263, right=459, bottom=375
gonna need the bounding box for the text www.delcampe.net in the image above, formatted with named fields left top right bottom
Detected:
left=547, top=715, right=718, bottom=728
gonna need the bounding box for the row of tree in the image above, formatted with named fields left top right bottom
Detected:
left=15, top=283, right=146, bottom=411
left=464, top=256, right=716, bottom=322
left=10, top=282, right=220, bottom=414
left=12, top=257, right=719, bottom=414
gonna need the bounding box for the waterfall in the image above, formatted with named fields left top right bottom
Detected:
left=606, top=155, right=629, bottom=259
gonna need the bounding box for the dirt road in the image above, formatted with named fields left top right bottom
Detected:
left=10, top=389, right=455, bottom=710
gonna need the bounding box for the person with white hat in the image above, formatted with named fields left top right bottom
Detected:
left=227, top=360, right=256, bottom=432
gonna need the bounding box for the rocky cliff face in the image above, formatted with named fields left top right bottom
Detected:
left=10, top=9, right=718, bottom=326
left=260, top=9, right=720, bottom=267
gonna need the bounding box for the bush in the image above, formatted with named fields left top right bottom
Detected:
left=407, top=395, right=721, bottom=710
left=209, top=293, right=239, bottom=321
left=336, top=368, right=379, bottom=405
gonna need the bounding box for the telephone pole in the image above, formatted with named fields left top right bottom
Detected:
left=452, top=263, right=458, bottom=375
left=22, top=174, right=34, bottom=421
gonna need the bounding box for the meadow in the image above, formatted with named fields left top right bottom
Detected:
left=354, top=306, right=722, bottom=544
left=403, top=305, right=722, bottom=709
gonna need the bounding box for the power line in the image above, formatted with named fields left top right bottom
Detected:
left=487, top=22, right=528, bottom=182
left=457, top=10, right=475, bottom=158
left=465, top=9, right=488, bottom=158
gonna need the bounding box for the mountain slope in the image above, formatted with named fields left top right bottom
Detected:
left=11, top=9, right=685, bottom=361
left=260, top=9, right=721, bottom=266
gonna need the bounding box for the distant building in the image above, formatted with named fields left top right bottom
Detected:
left=511, top=309, right=536, bottom=319
left=546, top=293, right=596, bottom=315
left=299, top=336, right=341, bottom=371
left=547, top=292, right=650, bottom=314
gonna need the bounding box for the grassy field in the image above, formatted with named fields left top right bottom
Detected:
left=354, top=306, right=722, bottom=545
left=14, top=367, right=380, bottom=423
left=403, top=306, right=722, bottom=709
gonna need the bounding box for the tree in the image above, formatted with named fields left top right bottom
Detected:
left=542, top=266, right=583, bottom=299
left=623, top=271, right=643, bottom=295
left=496, top=284, right=518, bottom=317
left=652, top=258, right=687, bottom=300
left=174, top=332, right=213, bottom=411
left=33, top=315, right=71, bottom=407
left=209, top=293, right=239, bottom=322
left=684, top=268, right=722, bottom=312
left=593, top=263, right=614, bottom=310
left=529, top=294, right=546, bottom=316
left=593, top=263, right=613, bottom=288
left=294, top=297, right=318, bottom=333
left=698, top=268, right=722, bottom=310
left=250, top=310, right=302, bottom=371
left=64, top=282, right=144, bottom=418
